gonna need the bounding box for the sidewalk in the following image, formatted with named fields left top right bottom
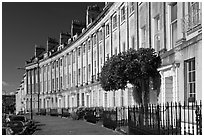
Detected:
left=32, top=115, right=121, bottom=135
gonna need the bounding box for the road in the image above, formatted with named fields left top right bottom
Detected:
left=32, top=115, right=121, bottom=135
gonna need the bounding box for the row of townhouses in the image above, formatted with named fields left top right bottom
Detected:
left=16, top=2, right=202, bottom=114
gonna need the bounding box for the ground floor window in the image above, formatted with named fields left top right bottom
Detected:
left=184, top=58, right=196, bottom=102
left=82, top=93, right=84, bottom=106
left=86, top=94, right=90, bottom=107
left=67, top=95, right=69, bottom=108
left=104, top=92, right=108, bottom=107
left=77, top=93, right=80, bottom=107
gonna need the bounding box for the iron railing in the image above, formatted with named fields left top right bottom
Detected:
left=38, top=101, right=202, bottom=135
left=128, top=101, right=202, bottom=135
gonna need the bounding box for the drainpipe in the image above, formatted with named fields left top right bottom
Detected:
left=163, top=2, right=167, bottom=50
left=136, top=2, right=139, bottom=49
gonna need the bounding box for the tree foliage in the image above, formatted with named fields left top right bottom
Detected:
left=100, top=53, right=128, bottom=91
left=100, top=48, right=161, bottom=101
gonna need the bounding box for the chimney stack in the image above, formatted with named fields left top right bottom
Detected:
left=86, top=5, right=101, bottom=27
left=60, top=32, right=71, bottom=46
left=46, top=37, right=59, bottom=52
left=34, top=45, right=45, bottom=58
left=71, top=20, right=86, bottom=37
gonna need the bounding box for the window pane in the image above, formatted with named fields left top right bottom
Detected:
left=123, top=42, right=125, bottom=51
left=172, top=21, right=177, bottom=47
left=171, top=3, right=177, bottom=21
left=132, top=36, right=135, bottom=49
left=113, top=15, right=117, bottom=29
left=121, top=6, right=125, bottom=21
left=192, top=60, right=195, bottom=70
left=114, top=47, right=117, bottom=54
left=188, top=72, right=191, bottom=82
left=190, top=83, right=193, bottom=93
left=193, top=83, right=195, bottom=93
left=192, top=71, right=195, bottom=81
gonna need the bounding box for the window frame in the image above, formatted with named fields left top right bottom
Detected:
left=112, top=14, right=117, bottom=29
left=154, top=15, right=161, bottom=52
left=105, top=23, right=110, bottom=36
left=141, top=26, right=147, bottom=48
left=93, top=34, right=97, bottom=45
left=170, top=2, right=178, bottom=49
left=121, top=5, right=126, bottom=23
left=129, top=2, right=135, bottom=14
left=87, top=40, right=91, bottom=51
left=184, top=58, right=196, bottom=102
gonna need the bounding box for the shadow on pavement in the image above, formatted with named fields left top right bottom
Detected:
left=33, top=123, right=46, bottom=132
left=35, top=123, right=46, bottom=126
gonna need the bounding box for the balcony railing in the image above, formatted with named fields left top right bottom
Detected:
left=182, top=9, right=202, bottom=34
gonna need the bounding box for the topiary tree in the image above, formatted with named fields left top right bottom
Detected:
left=100, top=53, right=128, bottom=91
left=100, top=48, right=161, bottom=125
left=100, top=48, right=161, bottom=109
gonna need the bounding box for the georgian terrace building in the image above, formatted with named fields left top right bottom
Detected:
left=16, top=73, right=27, bottom=114
left=22, top=2, right=202, bottom=113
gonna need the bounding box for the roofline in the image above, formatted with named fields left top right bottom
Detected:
left=26, top=3, right=113, bottom=68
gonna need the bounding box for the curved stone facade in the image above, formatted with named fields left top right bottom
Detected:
left=19, top=2, right=202, bottom=113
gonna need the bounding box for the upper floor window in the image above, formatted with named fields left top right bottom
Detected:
left=114, top=47, right=117, bottom=55
left=94, top=50, right=96, bottom=59
left=56, top=78, right=58, bottom=89
left=122, top=42, right=125, bottom=52
left=60, top=76, right=63, bottom=89
left=88, top=64, right=91, bottom=79
left=60, top=58, right=63, bottom=66
left=78, top=68, right=81, bottom=83
left=64, top=56, right=66, bottom=67
left=141, top=26, right=146, bottom=48
left=170, top=3, right=177, bottom=49
left=106, top=24, right=109, bottom=36
left=67, top=54, right=70, bottom=65
left=121, top=6, right=126, bottom=22
left=83, top=44, right=86, bottom=54
left=131, top=36, right=135, bottom=49
left=129, top=2, right=135, bottom=13
left=83, top=66, right=86, bottom=82
left=99, top=30, right=103, bottom=41
left=52, top=62, right=55, bottom=69
left=112, top=14, right=117, bottom=29
left=100, top=45, right=103, bottom=55
left=56, top=60, right=59, bottom=68
left=188, top=2, right=201, bottom=28
left=72, top=51, right=75, bottom=63
left=73, top=71, right=75, bottom=84
left=88, top=40, right=91, bottom=51
left=78, top=47, right=81, bottom=56
left=154, top=16, right=161, bottom=52
left=93, top=35, right=97, bottom=45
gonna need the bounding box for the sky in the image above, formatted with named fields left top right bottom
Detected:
left=2, top=2, right=105, bottom=94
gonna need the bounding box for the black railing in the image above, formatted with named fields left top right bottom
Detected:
left=103, top=108, right=117, bottom=129
left=38, top=101, right=202, bottom=135
left=128, top=101, right=202, bottom=135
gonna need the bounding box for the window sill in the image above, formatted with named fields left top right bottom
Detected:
left=120, top=20, right=126, bottom=26
left=112, top=27, right=117, bottom=32
left=187, top=23, right=202, bottom=36
left=129, top=11, right=135, bottom=17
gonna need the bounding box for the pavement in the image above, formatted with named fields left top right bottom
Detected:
left=32, top=115, right=121, bottom=135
